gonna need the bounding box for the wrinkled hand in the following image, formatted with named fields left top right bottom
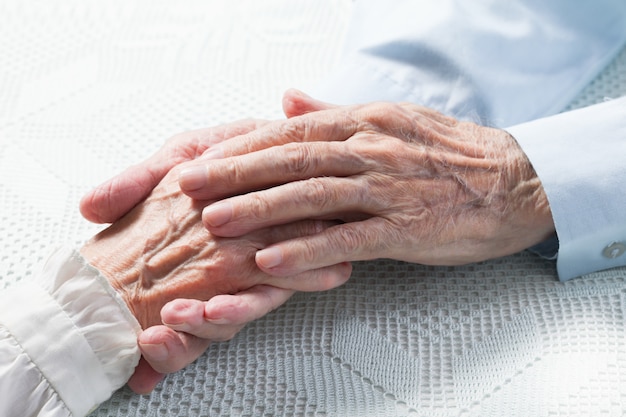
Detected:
left=179, top=91, right=556, bottom=276
left=126, top=284, right=296, bottom=393
left=80, top=165, right=351, bottom=392
left=79, top=89, right=328, bottom=224
left=79, top=119, right=269, bottom=224
left=78, top=95, right=328, bottom=393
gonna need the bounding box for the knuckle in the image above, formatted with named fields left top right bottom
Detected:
left=338, top=228, right=364, bottom=251
left=282, top=143, right=317, bottom=177
left=165, top=131, right=201, bottom=159
left=264, top=118, right=306, bottom=147
left=329, top=226, right=364, bottom=254
left=311, top=271, right=339, bottom=291
left=288, top=260, right=352, bottom=293
left=360, top=102, right=406, bottom=127
left=313, top=268, right=351, bottom=291
left=243, top=192, right=272, bottom=223
left=364, top=101, right=398, bottom=116
left=295, top=238, right=323, bottom=267
left=302, top=177, right=335, bottom=210
left=222, top=158, right=245, bottom=186
left=294, top=220, right=330, bottom=238
left=311, top=219, right=332, bottom=234
left=164, top=130, right=189, bottom=147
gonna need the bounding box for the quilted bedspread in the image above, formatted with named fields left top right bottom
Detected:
left=1, top=1, right=625, bottom=416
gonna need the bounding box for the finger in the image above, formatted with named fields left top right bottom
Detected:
left=202, top=176, right=366, bottom=237
left=79, top=155, right=170, bottom=224
left=137, top=325, right=212, bottom=374
left=282, top=89, right=337, bottom=118
left=256, top=217, right=392, bottom=276
left=180, top=137, right=364, bottom=201
left=179, top=108, right=361, bottom=195
left=263, top=261, right=353, bottom=292
left=162, top=285, right=296, bottom=340
left=261, top=220, right=355, bottom=291
left=222, top=219, right=353, bottom=292
left=127, top=357, right=165, bottom=394
left=80, top=120, right=265, bottom=224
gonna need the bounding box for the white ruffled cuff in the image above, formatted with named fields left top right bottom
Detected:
left=2, top=247, right=141, bottom=416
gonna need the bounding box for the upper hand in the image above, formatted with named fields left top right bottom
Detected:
left=178, top=92, right=556, bottom=276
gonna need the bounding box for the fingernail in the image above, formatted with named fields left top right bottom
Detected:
left=256, top=246, right=283, bottom=269
left=203, top=202, right=233, bottom=227
left=140, top=343, right=169, bottom=362
left=179, top=166, right=207, bottom=191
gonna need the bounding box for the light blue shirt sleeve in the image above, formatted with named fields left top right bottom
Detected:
left=506, top=97, right=626, bottom=280
left=314, top=0, right=626, bottom=126
left=309, top=0, right=626, bottom=280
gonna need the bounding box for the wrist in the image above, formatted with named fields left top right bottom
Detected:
left=501, top=130, right=556, bottom=249
left=80, top=233, right=146, bottom=327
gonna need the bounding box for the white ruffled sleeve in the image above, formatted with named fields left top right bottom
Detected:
left=0, top=247, right=141, bottom=417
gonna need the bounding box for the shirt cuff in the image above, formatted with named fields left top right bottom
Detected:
left=506, top=96, right=626, bottom=280
left=0, top=247, right=141, bottom=416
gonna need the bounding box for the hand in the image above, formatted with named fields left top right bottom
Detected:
left=128, top=284, right=295, bottom=393
left=178, top=91, right=556, bottom=276
left=79, top=119, right=269, bottom=224
left=78, top=89, right=329, bottom=225
left=80, top=166, right=351, bottom=391
left=79, top=96, right=330, bottom=393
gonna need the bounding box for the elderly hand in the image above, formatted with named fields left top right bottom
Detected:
left=78, top=88, right=332, bottom=224
left=125, top=283, right=299, bottom=393
left=80, top=164, right=351, bottom=392
left=79, top=119, right=270, bottom=224
left=126, top=282, right=303, bottom=393
left=178, top=90, right=556, bottom=277
left=78, top=98, right=327, bottom=393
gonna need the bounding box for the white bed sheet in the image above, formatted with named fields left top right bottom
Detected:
left=1, top=1, right=625, bottom=416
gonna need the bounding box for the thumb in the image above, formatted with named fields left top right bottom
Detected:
left=282, top=88, right=336, bottom=118
left=137, top=325, right=212, bottom=374
left=79, top=158, right=166, bottom=224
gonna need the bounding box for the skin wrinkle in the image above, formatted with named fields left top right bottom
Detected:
left=245, top=193, right=275, bottom=225
left=391, top=109, right=542, bottom=260
left=82, top=170, right=235, bottom=328
left=282, top=142, right=317, bottom=178
left=356, top=126, right=504, bottom=251
left=136, top=185, right=207, bottom=324
left=463, top=130, right=539, bottom=242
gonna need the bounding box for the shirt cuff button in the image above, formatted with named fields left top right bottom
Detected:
left=602, top=241, right=626, bottom=259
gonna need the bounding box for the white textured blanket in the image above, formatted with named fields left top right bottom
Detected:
left=1, top=1, right=625, bottom=416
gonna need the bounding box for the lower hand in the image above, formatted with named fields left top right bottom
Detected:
left=127, top=284, right=294, bottom=393
left=79, top=93, right=331, bottom=392
left=80, top=166, right=351, bottom=392
left=78, top=89, right=329, bottom=225
left=79, top=119, right=269, bottom=224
